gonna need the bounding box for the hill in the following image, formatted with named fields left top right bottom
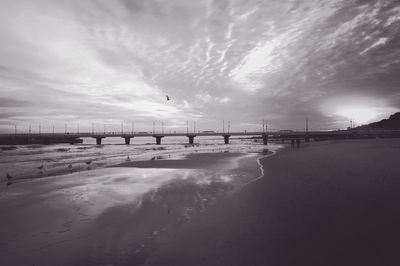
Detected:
left=359, top=112, right=400, bottom=130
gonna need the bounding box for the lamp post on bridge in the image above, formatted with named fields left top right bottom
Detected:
left=305, top=118, right=310, bottom=142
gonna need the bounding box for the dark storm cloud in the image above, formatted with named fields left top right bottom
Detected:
left=0, top=0, right=399, bottom=132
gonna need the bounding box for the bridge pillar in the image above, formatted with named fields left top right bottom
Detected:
left=262, top=133, right=268, bottom=145
left=123, top=137, right=132, bottom=145
left=94, top=137, right=104, bottom=145
left=187, top=135, right=196, bottom=145
left=223, top=135, right=231, bottom=144
left=154, top=136, right=164, bottom=145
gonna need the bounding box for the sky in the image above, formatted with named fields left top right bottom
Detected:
left=0, top=0, right=399, bottom=133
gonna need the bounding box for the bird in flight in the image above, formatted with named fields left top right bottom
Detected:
left=166, top=95, right=170, bottom=101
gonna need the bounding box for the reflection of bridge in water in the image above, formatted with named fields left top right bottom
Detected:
left=1, top=130, right=400, bottom=145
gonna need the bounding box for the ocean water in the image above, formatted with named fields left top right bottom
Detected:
left=0, top=136, right=280, bottom=183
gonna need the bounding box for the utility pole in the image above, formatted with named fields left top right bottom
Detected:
left=162, top=121, right=164, bottom=134
left=104, top=124, right=106, bottom=134
left=262, top=119, right=265, bottom=133
left=65, top=124, right=67, bottom=134
left=306, top=118, right=309, bottom=133
left=77, top=124, right=79, bottom=134
left=223, top=120, right=225, bottom=133
left=14, top=125, right=17, bottom=135
left=305, top=118, right=310, bottom=143
left=52, top=125, right=55, bottom=134
left=131, top=121, right=134, bottom=134
left=121, top=122, right=124, bottom=134
left=193, top=121, right=196, bottom=133
left=39, top=124, right=41, bottom=134
left=29, top=125, right=31, bottom=134
left=228, top=120, right=230, bottom=133
left=92, top=123, right=94, bottom=135
left=153, top=121, right=155, bottom=134
left=186, top=120, right=189, bottom=134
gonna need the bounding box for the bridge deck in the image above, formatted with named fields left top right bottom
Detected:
left=1, top=130, right=399, bottom=145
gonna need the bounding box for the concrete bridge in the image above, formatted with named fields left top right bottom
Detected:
left=0, top=131, right=269, bottom=145
left=1, top=129, right=400, bottom=145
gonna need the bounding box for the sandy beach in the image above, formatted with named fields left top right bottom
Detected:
left=1, top=139, right=400, bottom=265
left=146, top=139, right=400, bottom=266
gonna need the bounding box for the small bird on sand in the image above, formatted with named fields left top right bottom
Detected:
left=6, top=181, right=12, bottom=187
left=37, top=164, right=44, bottom=170
left=126, top=156, right=131, bottom=161
left=68, top=164, right=73, bottom=169
left=6, top=173, right=13, bottom=180
left=166, top=95, right=170, bottom=101
left=85, top=161, right=92, bottom=165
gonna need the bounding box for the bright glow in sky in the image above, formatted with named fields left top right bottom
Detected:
left=335, top=106, right=380, bottom=124
left=0, top=0, right=399, bottom=132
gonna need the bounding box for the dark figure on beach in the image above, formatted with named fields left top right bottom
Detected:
left=166, top=95, right=170, bottom=101
left=6, top=173, right=13, bottom=180
left=126, top=156, right=131, bottom=161
left=291, top=139, right=295, bottom=148
left=37, top=164, right=44, bottom=170
left=6, top=173, right=13, bottom=187
left=296, top=139, right=300, bottom=148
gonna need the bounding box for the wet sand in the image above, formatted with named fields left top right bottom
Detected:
left=113, top=152, right=250, bottom=170
left=0, top=152, right=263, bottom=266
left=146, top=139, right=400, bottom=266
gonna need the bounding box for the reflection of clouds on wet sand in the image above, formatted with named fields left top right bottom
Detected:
left=0, top=151, right=265, bottom=265
left=79, top=175, right=236, bottom=265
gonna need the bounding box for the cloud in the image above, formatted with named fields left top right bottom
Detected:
left=0, top=0, right=399, bottom=132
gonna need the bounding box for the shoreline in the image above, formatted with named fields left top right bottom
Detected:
left=0, top=140, right=282, bottom=185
